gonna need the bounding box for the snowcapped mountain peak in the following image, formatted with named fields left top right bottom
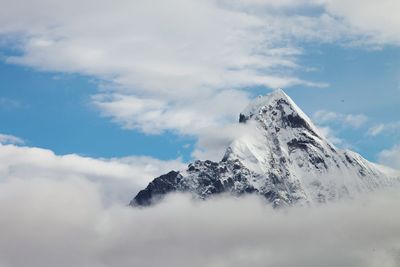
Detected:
left=239, top=88, right=321, bottom=139
left=227, top=89, right=330, bottom=175
left=130, top=90, right=399, bottom=208
left=240, top=89, right=287, bottom=120
left=240, top=88, right=289, bottom=117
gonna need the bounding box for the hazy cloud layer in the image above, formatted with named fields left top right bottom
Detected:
left=0, top=181, right=399, bottom=267
left=1, top=141, right=400, bottom=267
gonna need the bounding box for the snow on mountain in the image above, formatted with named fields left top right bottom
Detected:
left=130, top=89, right=399, bottom=207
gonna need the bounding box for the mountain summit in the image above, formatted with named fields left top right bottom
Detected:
left=130, top=89, right=398, bottom=207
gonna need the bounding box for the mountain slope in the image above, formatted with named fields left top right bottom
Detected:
left=130, top=89, right=398, bottom=207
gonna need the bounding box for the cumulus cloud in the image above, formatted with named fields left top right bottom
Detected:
left=0, top=143, right=185, bottom=204
left=92, top=89, right=250, bottom=135
left=344, top=114, right=369, bottom=128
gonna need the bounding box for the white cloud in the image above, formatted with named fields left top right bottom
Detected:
left=0, top=182, right=400, bottom=267
left=368, top=124, right=386, bottom=136
left=0, top=133, right=24, bottom=145
left=367, top=122, right=400, bottom=137
left=316, top=126, right=343, bottom=146
left=0, top=143, right=185, bottom=204
left=92, top=89, right=250, bottom=135
left=191, top=121, right=262, bottom=161
left=318, top=0, right=400, bottom=45
left=378, top=145, right=400, bottom=170
left=314, top=110, right=339, bottom=123
left=343, top=114, right=368, bottom=128
left=313, top=110, right=368, bottom=128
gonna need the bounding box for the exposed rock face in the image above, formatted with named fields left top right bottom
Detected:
left=130, top=89, right=398, bottom=207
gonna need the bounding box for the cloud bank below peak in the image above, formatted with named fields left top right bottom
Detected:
left=0, top=130, right=399, bottom=267
left=0, top=137, right=400, bottom=267
left=1, top=180, right=400, bottom=267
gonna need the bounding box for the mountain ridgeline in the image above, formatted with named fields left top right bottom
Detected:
left=130, top=89, right=398, bottom=207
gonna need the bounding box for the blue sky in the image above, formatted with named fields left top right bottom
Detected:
left=0, top=0, right=400, bottom=167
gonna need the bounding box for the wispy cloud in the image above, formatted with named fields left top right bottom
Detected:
left=367, top=122, right=400, bottom=137
left=318, top=0, right=400, bottom=46
left=0, top=133, right=24, bottom=145
left=313, top=110, right=368, bottom=129
left=0, top=97, right=22, bottom=110
left=315, top=126, right=344, bottom=146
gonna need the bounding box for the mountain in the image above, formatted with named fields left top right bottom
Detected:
left=130, top=89, right=398, bottom=207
